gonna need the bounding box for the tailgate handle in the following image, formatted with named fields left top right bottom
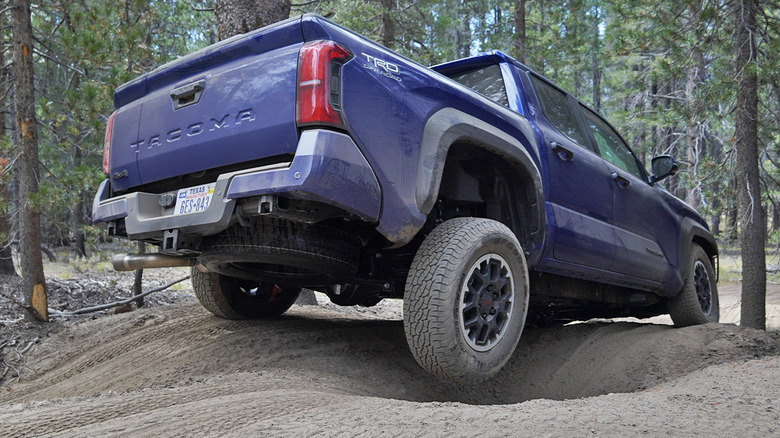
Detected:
left=170, top=79, right=205, bottom=110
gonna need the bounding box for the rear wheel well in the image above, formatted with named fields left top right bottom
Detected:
left=434, top=142, right=540, bottom=255
left=353, top=142, right=542, bottom=299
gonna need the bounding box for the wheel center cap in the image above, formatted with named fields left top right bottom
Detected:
left=479, top=287, right=498, bottom=321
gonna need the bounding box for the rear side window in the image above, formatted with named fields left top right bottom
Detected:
left=448, top=64, right=509, bottom=108
left=530, top=76, right=587, bottom=146
left=581, top=106, right=643, bottom=179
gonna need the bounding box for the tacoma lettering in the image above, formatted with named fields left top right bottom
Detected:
left=128, top=108, right=256, bottom=149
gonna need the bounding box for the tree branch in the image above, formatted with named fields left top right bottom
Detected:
left=48, top=275, right=191, bottom=316
left=3, top=295, right=47, bottom=322
left=32, top=48, right=85, bottom=76
left=648, top=93, right=685, bottom=102
left=191, top=6, right=215, bottom=12
left=0, top=6, right=16, bottom=18
left=291, top=0, right=322, bottom=7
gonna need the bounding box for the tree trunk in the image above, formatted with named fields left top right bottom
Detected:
left=133, top=241, right=145, bottom=308
left=380, top=0, right=396, bottom=49
left=0, top=27, right=15, bottom=276
left=685, top=4, right=704, bottom=210
left=0, top=159, right=15, bottom=276
left=572, top=5, right=583, bottom=98
left=67, top=70, right=86, bottom=259
left=215, top=0, right=317, bottom=307
left=727, top=191, right=739, bottom=243
left=514, top=0, right=527, bottom=63
left=71, top=144, right=86, bottom=258
left=460, top=10, right=471, bottom=58
left=452, top=1, right=470, bottom=59
left=709, top=133, right=726, bottom=238
left=710, top=198, right=722, bottom=237
left=590, top=2, right=601, bottom=112
left=72, top=192, right=86, bottom=258
left=0, top=19, right=15, bottom=276
left=11, top=0, right=47, bottom=321
left=538, top=0, right=545, bottom=74
left=684, top=53, right=704, bottom=210
left=734, top=0, right=765, bottom=330
left=215, top=0, right=290, bottom=40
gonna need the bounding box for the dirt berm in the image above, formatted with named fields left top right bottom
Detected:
left=1, top=296, right=779, bottom=437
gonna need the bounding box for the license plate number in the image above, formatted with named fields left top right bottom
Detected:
left=173, top=183, right=216, bottom=215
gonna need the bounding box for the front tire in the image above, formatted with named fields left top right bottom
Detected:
left=403, top=218, right=529, bottom=384
left=192, top=267, right=302, bottom=319
left=667, top=244, right=719, bottom=327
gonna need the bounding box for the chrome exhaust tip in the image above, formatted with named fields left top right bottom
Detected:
left=112, top=253, right=197, bottom=271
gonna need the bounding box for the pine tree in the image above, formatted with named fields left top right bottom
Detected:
left=734, top=0, right=766, bottom=330
left=11, top=0, right=47, bottom=321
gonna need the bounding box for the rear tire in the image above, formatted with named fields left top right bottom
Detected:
left=403, top=217, right=529, bottom=384
left=191, top=267, right=302, bottom=319
left=668, top=244, right=719, bottom=327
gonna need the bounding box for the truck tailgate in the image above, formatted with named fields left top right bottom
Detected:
left=108, top=18, right=304, bottom=192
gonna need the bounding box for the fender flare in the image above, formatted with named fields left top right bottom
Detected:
left=415, top=107, right=546, bottom=251
left=678, top=217, right=719, bottom=283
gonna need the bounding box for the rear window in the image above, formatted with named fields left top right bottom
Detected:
left=447, top=64, right=509, bottom=108
left=530, top=75, right=588, bottom=146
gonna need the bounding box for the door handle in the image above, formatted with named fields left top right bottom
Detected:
left=550, top=142, right=574, bottom=161
left=611, top=172, right=631, bottom=189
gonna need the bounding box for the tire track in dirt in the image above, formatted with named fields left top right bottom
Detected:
left=1, top=311, right=213, bottom=401
left=2, top=300, right=778, bottom=409
left=4, top=357, right=780, bottom=437
left=0, top=303, right=417, bottom=404
left=0, top=378, right=337, bottom=437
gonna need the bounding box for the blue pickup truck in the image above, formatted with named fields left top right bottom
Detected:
left=93, top=14, right=719, bottom=383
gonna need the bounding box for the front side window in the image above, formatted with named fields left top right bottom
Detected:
left=581, top=106, right=642, bottom=179
left=530, top=76, right=587, bottom=146
left=448, top=64, right=509, bottom=108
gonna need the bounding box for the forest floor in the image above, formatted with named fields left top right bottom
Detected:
left=0, top=250, right=779, bottom=437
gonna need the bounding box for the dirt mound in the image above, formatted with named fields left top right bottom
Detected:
left=0, top=299, right=778, bottom=436
left=3, top=301, right=777, bottom=403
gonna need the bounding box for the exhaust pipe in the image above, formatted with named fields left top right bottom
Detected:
left=112, top=253, right=198, bottom=271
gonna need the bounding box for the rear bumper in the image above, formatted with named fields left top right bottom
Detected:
left=92, top=129, right=381, bottom=240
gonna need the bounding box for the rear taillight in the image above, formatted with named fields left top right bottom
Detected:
left=296, top=40, right=352, bottom=129
left=102, top=111, right=116, bottom=177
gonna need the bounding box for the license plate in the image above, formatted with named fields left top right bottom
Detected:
left=173, top=183, right=216, bottom=215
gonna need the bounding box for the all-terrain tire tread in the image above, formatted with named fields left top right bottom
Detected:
left=668, top=244, right=719, bottom=327
left=191, top=267, right=245, bottom=320
left=403, top=217, right=529, bottom=384
left=191, top=267, right=302, bottom=319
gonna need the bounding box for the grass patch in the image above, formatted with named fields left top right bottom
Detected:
left=717, top=248, right=780, bottom=284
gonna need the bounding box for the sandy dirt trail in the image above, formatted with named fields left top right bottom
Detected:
left=0, top=283, right=778, bottom=437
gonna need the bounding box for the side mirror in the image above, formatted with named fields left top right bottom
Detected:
left=650, top=155, right=678, bottom=185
